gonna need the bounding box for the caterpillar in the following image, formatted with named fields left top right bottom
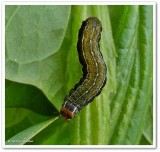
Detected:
left=60, top=17, right=107, bottom=119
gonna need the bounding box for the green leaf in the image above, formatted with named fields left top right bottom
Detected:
left=5, top=5, right=71, bottom=109
left=109, top=5, right=139, bottom=143
left=5, top=80, right=58, bottom=116
left=5, top=108, right=30, bottom=128
left=5, top=117, right=58, bottom=145
left=109, top=5, right=153, bottom=145
left=5, top=107, right=55, bottom=140
left=142, top=103, right=153, bottom=144
left=123, top=5, right=153, bottom=144
left=140, top=134, right=151, bottom=145
left=26, top=118, right=71, bottom=145
left=6, top=5, right=70, bottom=63
left=109, top=49, right=140, bottom=144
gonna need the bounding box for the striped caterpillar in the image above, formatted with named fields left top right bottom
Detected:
left=60, top=17, right=107, bottom=119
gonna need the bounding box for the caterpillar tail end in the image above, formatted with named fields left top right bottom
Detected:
left=60, top=107, right=74, bottom=120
